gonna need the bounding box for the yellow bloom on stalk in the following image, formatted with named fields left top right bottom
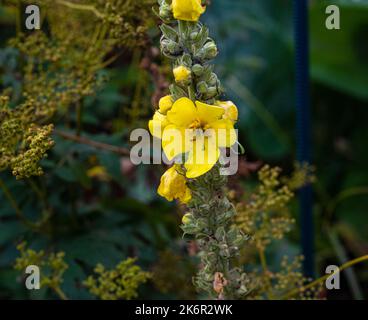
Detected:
left=159, top=95, right=174, bottom=114
left=216, top=101, right=239, bottom=123
left=148, top=111, right=169, bottom=139
left=161, top=97, right=237, bottom=178
left=158, top=166, right=192, bottom=203
left=172, top=0, right=206, bottom=22
left=173, top=65, right=191, bottom=83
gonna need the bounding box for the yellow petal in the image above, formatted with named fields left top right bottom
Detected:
left=172, top=0, right=206, bottom=22
left=196, top=100, right=224, bottom=124
left=167, top=97, right=197, bottom=127
left=216, top=100, right=238, bottom=123
left=210, top=119, right=237, bottom=148
left=157, top=166, right=192, bottom=204
left=148, top=111, right=168, bottom=139
left=184, top=136, right=220, bottom=178
left=162, top=125, right=186, bottom=161
left=159, top=95, right=174, bottom=114
left=173, top=66, right=191, bottom=82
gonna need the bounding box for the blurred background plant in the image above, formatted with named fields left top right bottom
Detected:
left=0, top=0, right=367, bottom=300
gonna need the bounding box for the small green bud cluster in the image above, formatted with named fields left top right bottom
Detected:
left=10, top=124, right=54, bottom=179
left=236, top=165, right=297, bottom=251
left=84, top=258, right=151, bottom=300
left=158, top=3, right=223, bottom=104
left=101, top=0, right=155, bottom=47
left=1, top=0, right=155, bottom=179
left=14, top=242, right=68, bottom=292
left=0, top=95, right=54, bottom=179
left=183, top=165, right=249, bottom=299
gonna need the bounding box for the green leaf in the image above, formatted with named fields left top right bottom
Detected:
left=310, top=2, right=368, bottom=100
left=160, top=24, right=178, bottom=41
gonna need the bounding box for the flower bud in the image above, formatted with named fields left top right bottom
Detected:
left=192, top=64, right=204, bottom=76
left=197, top=81, right=208, bottom=94
left=159, top=3, right=173, bottom=20
left=209, top=73, right=218, bottom=86
left=182, top=213, right=193, bottom=225
left=190, top=32, right=199, bottom=40
left=158, top=95, right=173, bottom=114
left=173, top=65, right=191, bottom=83
left=172, top=0, right=206, bottom=22
left=161, top=39, right=182, bottom=56
left=167, top=40, right=181, bottom=54
left=206, top=87, right=218, bottom=98
left=202, top=41, right=218, bottom=60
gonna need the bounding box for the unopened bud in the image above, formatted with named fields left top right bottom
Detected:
left=190, top=32, right=199, bottom=40
left=192, top=64, right=204, bottom=76
left=197, top=81, right=208, bottom=94
left=182, top=213, right=193, bottom=225
left=206, top=87, right=218, bottom=98
left=209, top=73, right=218, bottom=86
left=202, top=41, right=218, bottom=60
left=173, top=65, right=191, bottom=83
left=159, top=3, right=172, bottom=20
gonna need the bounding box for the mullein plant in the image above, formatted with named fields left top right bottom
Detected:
left=149, top=0, right=248, bottom=299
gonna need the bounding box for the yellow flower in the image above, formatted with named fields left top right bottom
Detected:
left=172, top=0, right=206, bottom=22
left=159, top=95, right=174, bottom=114
left=216, top=101, right=238, bottom=123
left=161, top=97, right=237, bottom=178
left=182, top=213, right=193, bottom=224
left=173, top=65, right=191, bottom=83
left=148, top=111, right=169, bottom=139
left=158, top=166, right=192, bottom=203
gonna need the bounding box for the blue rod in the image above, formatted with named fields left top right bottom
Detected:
left=293, top=0, right=315, bottom=277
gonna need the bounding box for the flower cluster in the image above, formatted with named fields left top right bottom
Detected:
left=84, top=258, right=151, bottom=300
left=236, top=164, right=315, bottom=251
left=151, top=0, right=239, bottom=202
left=150, top=0, right=248, bottom=299
left=14, top=242, right=68, bottom=299
left=0, top=94, right=54, bottom=179
left=1, top=0, right=155, bottom=179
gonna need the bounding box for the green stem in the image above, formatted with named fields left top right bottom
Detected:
left=281, top=255, right=368, bottom=300
left=76, top=101, right=83, bottom=136
left=52, top=286, right=68, bottom=300
left=56, top=0, right=104, bottom=19
left=0, top=177, right=38, bottom=229
left=328, top=229, right=364, bottom=300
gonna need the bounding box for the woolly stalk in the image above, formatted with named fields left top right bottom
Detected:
left=156, top=0, right=248, bottom=299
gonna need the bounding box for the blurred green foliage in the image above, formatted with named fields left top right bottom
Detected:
left=205, top=0, right=368, bottom=299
